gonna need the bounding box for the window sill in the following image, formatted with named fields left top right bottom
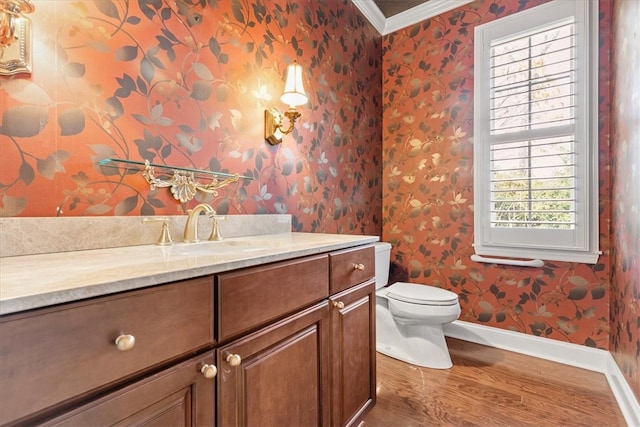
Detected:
left=473, top=246, right=601, bottom=265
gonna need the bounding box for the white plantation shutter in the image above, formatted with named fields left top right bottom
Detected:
left=474, top=0, right=600, bottom=264
left=490, top=136, right=577, bottom=229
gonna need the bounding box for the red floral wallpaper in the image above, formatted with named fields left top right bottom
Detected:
left=382, top=0, right=613, bottom=349
left=0, top=0, right=382, bottom=235
left=611, top=0, right=640, bottom=402
left=2, top=0, right=637, bottom=403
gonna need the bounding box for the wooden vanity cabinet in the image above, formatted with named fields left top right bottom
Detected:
left=214, top=244, right=376, bottom=427
left=215, top=254, right=331, bottom=427
left=1, top=242, right=376, bottom=427
left=329, top=246, right=376, bottom=427
left=0, top=276, right=215, bottom=426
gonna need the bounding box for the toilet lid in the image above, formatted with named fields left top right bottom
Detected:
left=387, top=282, right=458, bottom=306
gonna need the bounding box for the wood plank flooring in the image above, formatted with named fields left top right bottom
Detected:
left=363, top=338, right=626, bottom=426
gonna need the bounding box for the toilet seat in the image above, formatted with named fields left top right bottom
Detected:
left=387, top=282, right=458, bottom=306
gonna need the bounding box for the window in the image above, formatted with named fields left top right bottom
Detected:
left=473, top=0, right=600, bottom=264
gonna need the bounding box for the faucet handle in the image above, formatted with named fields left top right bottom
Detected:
left=208, top=215, right=228, bottom=241
left=141, top=217, right=173, bottom=245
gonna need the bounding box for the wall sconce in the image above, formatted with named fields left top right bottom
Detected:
left=0, top=0, right=35, bottom=76
left=264, top=61, right=308, bottom=145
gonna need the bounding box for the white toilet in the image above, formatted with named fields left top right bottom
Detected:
left=375, top=242, right=461, bottom=369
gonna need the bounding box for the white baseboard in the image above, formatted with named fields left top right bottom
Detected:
left=444, top=320, right=640, bottom=426
left=444, top=320, right=609, bottom=371
left=606, top=353, right=640, bottom=427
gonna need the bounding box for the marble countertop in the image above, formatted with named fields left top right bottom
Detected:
left=0, top=232, right=378, bottom=316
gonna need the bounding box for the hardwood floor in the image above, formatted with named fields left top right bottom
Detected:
left=363, top=338, right=626, bottom=426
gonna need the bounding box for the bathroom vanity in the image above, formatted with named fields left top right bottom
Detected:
left=0, top=227, right=378, bottom=427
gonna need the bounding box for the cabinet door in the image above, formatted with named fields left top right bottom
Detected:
left=218, top=302, right=330, bottom=427
left=42, top=351, right=216, bottom=426
left=330, top=280, right=376, bottom=427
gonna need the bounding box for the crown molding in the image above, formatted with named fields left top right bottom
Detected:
left=353, top=0, right=474, bottom=35
left=352, top=0, right=386, bottom=34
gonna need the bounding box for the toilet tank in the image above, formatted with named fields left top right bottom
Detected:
left=374, top=242, right=392, bottom=289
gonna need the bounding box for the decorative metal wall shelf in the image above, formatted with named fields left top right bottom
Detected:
left=98, top=158, right=252, bottom=203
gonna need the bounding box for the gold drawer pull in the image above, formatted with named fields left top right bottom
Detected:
left=332, top=301, right=345, bottom=309
left=200, top=364, right=218, bottom=379
left=226, top=353, right=242, bottom=367
left=354, top=263, right=365, bottom=271
left=115, top=334, right=136, bottom=351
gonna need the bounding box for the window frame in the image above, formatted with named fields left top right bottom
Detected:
left=473, top=0, right=600, bottom=264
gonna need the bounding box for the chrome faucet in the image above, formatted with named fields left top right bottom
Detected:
left=183, top=203, right=215, bottom=243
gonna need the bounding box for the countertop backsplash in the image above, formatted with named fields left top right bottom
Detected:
left=0, top=215, right=292, bottom=257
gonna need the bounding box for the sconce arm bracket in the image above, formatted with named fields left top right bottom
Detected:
left=264, top=108, right=301, bottom=145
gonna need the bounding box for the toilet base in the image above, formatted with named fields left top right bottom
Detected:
left=376, top=301, right=454, bottom=369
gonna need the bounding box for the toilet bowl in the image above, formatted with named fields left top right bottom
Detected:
left=374, top=242, right=461, bottom=369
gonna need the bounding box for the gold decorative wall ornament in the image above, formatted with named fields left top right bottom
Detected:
left=0, top=0, right=35, bottom=75
left=142, top=160, right=240, bottom=203
left=97, top=158, right=250, bottom=203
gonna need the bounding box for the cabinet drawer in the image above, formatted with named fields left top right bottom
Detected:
left=217, top=254, right=329, bottom=342
left=0, top=277, right=214, bottom=425
left=329, top=245, right=375, bottom=294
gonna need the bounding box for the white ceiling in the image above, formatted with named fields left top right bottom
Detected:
left=353, top=0, right=474, bottom=35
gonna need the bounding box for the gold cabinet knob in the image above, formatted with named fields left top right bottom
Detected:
left=354, top=263, right=365, bottom=271
left=115, top=334, right=136, bottom=351
left=226, top=353, right=242, bottom=367
left=332, top=301, right=345, bottom=309
left=200, top=364, right=218, bottom=379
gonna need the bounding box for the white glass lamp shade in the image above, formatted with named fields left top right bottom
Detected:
left=280, top=62, right=307, bottom=107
